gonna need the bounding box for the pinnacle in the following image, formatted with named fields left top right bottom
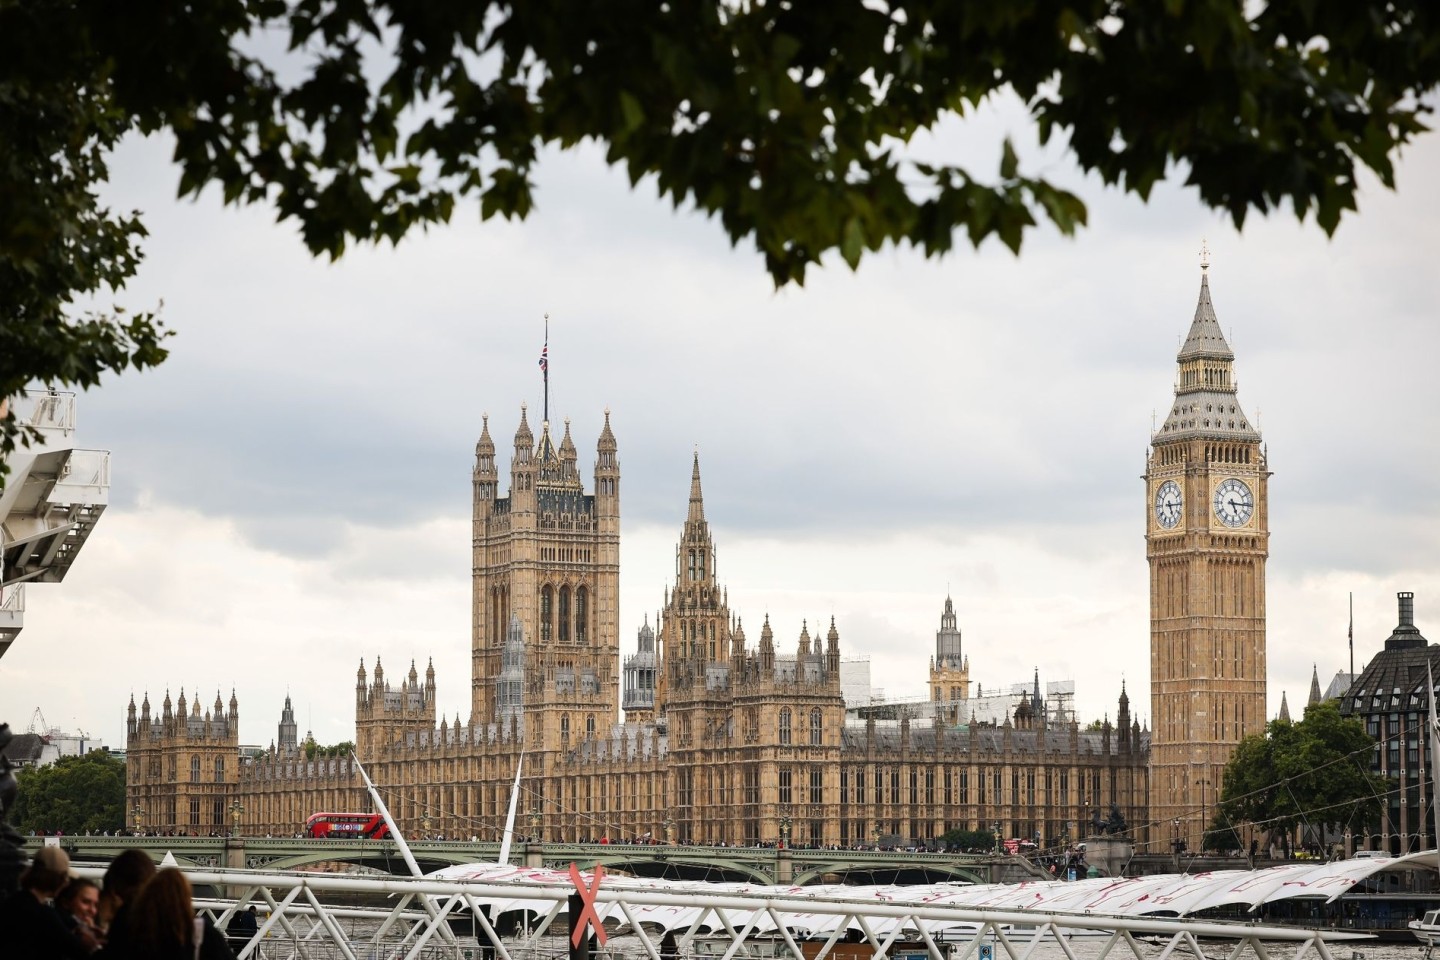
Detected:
left=1177, top=272, right=1235, bottom=362
left=687, top=451, right=705, bottom=523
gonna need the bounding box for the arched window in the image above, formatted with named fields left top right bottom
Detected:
left=540, top=586, right=553, bottom=642
left=810, top=708, right=823, bottom=745
left=586, top=715, right=596, bottom=735
left=559, top=585, right=571, bottom=643
left=214, top=757, right=225, bottom=783
left=779, top=709, right=792, bottom=745
left=561, top=715, right=570, bottom=738
left=190, top=755, right=201, bottom=783
left=575, top=587, right=589, bottom=644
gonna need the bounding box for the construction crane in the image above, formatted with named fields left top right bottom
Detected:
left=27, top=707, right=51, bottom=738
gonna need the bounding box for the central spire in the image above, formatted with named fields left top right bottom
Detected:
left=688, top=450, right=705, bottom=523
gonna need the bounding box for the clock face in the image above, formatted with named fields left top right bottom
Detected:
left=1153, top=480, right=1183, bottom=529
left=1212, top=477, right=1255, bottom=528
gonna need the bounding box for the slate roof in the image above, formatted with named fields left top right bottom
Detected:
left=0, top=731, right=45, bottom=766
left=1338, top=594, right=1436, bottom=717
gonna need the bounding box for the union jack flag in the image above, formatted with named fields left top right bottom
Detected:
left=538, top=344, right=548, bottom=374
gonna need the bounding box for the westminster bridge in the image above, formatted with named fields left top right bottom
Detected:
left=23, top=836, right=1047, bottom=885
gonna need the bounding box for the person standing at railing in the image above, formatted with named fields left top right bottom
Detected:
left=225, top=905, right=259, bottom=945
left=56, top=877, right=105, bottom=950
left=95, top=848, right=155, bottom=946
left=0, top=846, right=94, bottom=958
left=102, top=868, right=235, bottom=960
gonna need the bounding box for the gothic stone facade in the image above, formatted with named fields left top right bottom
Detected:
left=211, top=412, right=1148, bottom=846
left=1146, top=265, right=1269, bottom=850
left=125, top=689, right=240, bottom=835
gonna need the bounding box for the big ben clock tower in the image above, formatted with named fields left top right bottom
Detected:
left=1147, top=252, right=1269, bottom=852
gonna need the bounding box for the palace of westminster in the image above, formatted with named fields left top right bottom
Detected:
left=124, top=266, right=1274, bottom=853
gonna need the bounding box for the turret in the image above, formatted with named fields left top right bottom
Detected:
left=425, top=657, right=436, bottom=699
left=1117, top=681, right=1131, bottom=750
left=622, top=616, right=657, bottom=717
left=474, top=413, right=498, bottom=509
left=127, top=694, right=137, bottom=738
left=511, top=404, right=537, bottom=511
left=760, top=616, right=775, bottom=673
left=559, top=418, right=579, bottom=483
left=594, top=409, right=619, bottom=517
left=278, top=693, right=298, bottom=753
left=826, top=617, right=840, bottom=674
left=935, top=595, right=963, bottom=667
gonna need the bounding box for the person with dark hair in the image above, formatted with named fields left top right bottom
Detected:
left=97, top=848, right=156, bottom=947
left=0, top=846, right=94, bottom=958
left=104, top=867, right=235, bottom=960
left=56, top=876, right=105, bottom=950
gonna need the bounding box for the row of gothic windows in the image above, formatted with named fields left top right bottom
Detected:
left=559, top=715, right=597, bottom=738
left=187, top=756, right=226, bottom=783
left=539, top=584, right=589, bottom=644
left=777, top=708, right=825, bottom=746
left=777, top=767, right=828, bottom=805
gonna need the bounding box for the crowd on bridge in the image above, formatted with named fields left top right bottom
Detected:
left=1, top=845, right=245, bottom=959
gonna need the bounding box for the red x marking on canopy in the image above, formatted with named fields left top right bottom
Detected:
left=569, top=862, right=608, bottom=947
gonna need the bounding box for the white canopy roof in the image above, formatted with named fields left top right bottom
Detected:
left=428, top=852, right=1437, bottom=930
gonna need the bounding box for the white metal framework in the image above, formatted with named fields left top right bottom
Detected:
left=75, top=864, right=1372, bottom=960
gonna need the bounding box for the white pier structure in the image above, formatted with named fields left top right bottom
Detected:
left=74, top=861, right=1388, bottom=960
left=0, top=389, right=110, bottom=658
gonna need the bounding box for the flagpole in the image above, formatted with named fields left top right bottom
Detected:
left=1349, top=592, right=1354, bottom=679
left=1428, top=662, right=1440, bottom=869
left=543, top=312, right=550, bottom=424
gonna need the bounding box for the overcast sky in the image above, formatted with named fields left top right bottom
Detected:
left=3, top=92, right=1437, bottom=753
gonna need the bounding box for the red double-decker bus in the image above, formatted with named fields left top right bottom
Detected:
left=304, top=812, right=390, bottom=839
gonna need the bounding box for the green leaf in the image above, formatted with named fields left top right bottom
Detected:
left=619, top=91, right=645, bottom=135
left=840, top=216, right=865, bottom=269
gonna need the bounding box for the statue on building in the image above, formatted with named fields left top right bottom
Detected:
left=1104, top=803, right=1128, bottom=836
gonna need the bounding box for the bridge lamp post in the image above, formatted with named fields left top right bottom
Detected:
left=132, top=803, right=142, bottom=836
left=662, top=816, right=675, bottom=845
left=1195, top=778, right=1211, bottom=852
left=778, top=811, right=792, bottom=850
left=528, top=807, right=542, bottom=842
left=993, top=822, right=1001, bottom=856
left=421, top=811, right=433, bottom=840
left=229, top=799, right=244, bottom=838
left=873, top=822, right=882, bottom=850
